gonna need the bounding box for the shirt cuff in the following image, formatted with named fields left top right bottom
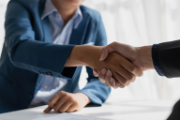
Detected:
left=152, top=44, right=165, bottom=76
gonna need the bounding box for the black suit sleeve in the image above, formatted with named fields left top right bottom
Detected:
left=158, top=40, right=180, bottom=78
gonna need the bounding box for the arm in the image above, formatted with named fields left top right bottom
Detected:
left=77, top=14, right=111, bottom=106
left=5, top=1, right=106, bottom=80
left=157, top=40, right=180, bottom=78
left=5, top=1, right=76, bottom=79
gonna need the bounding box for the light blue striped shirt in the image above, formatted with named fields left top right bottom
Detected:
left=30, top=0, right=83, bottom=107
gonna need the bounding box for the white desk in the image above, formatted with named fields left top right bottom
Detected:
left=0, top=99, right=176, bottom=120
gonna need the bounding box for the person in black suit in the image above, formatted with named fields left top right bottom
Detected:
left=93, top=40, right=180, bottom=120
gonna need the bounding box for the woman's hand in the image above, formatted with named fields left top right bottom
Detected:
left=44, top=91, right=90, bottom=113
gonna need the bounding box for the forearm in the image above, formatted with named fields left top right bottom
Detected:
left=65, top=45, right=103, bottom=68
left=75, top=93, right=91, bottom=105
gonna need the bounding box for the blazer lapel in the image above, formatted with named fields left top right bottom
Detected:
left=41, top=18, right=52, bottom=43
left=69, top=13, right=90, bottom=45
left=39, top=0, right=52, bottom=43
left=38, top=3, right=90, bottom=92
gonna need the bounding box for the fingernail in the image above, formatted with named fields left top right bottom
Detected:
left=44, top=109, right=47, bottom=113
left=99, top=53, right=104, bottom=61
left=93, top=71, right=98, bottom=76
left=110, top=78, right=113, bottom=83
left=101, top=68, right=107, bottom=75
left=99, top=57, right=103, bottom=61
left=100, top=80, right=105, bottom=83
left=107, top=70, right=112, bottom=77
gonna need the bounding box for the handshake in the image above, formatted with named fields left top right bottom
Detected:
left=92, top=42, right=154, bottom=89
left=66, top=42, right=154, bottom=88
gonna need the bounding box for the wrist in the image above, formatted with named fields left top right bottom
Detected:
left=65, top=45, right=102, bottom=67
left=75, top=93, right=91, bottom=105
left=78, top=46, right=103, bottom=68
left=138, top=45, right=154, bottom=70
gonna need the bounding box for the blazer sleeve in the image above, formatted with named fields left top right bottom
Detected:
left=78, top=12, right=111, bottom=106
left=4, top=1, right=76, bottom=79
left=158, top=40, right=180, bottom=78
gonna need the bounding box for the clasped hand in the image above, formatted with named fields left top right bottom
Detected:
left=93, top=42, right=145, bottom=88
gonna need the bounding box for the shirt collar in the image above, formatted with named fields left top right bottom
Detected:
left=41, top=0, right=56, bottom=20
left=41, top=0, right=83, bottom=29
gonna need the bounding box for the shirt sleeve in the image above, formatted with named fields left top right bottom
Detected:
left=152, top=44, right=165, bottom=76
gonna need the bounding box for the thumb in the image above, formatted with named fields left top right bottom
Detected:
left=99, top=47, right=111, bottom=61
left=93, top=69, right=99, bottom=77
left=44, top=106, right=52, bottom=113
left=100, top=42, right=119, bottom=61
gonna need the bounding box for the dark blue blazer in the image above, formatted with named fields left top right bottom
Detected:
left=0, top=0, right=111, bottom=113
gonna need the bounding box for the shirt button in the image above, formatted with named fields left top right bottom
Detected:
left=44, top=86, right=48, bottom=89
left=38, top=71, right=42, bottom=74
left=47, top=72, right=53, bottom=76
left=34, top=101, right=37, bottom=104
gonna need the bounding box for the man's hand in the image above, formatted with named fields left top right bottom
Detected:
left=93, top=52, right=142, bottom=88
left=93, top=42, right=154, bottom=88
left=44, top=91, right=90, bottom=113
left=100, top=42, right=143, bottom=70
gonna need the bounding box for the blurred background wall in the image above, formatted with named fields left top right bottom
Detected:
left=0, top=1, right=7, bottom=56
left=1, top=0, right=180, bottom=103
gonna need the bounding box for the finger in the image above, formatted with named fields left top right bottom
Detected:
left=112, top=78, right=119, bottom=89
left=112, top=78, right=120, bottom=88
left=58, top=100, right=73, bottom=113
left=113, top=78, right=125, bottom=88
left=116, top=82, right=125, bottom=88
left=49, top=91, right=65, bottom=108
left=53, top=95, right=68, bottom=112
left=66, top=104, right=77, bottom=113
left=115, top=65, right=135, bottom=83
left=44, top=106, right=52, bottom=113
left=109, top=77, right=117, bottom=89
left=113, top=72, right=127, bottom=87
left=100, top=43, right=117, bottom=61
left=104, top=70, right=113, bottom=87
left=93, top=69, right=99, bottom=77
left=109, top=77, right=119, bottom=89
left=120, top=58, right=143, bottom=77
left=131, top=76, right=136, bottom=82
left=100, top=48, right=109, bottom=61
left=105, top=78, right=111, bottom=87
left=98, top=68, right=107, bottom=83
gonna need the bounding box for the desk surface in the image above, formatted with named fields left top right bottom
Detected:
left=0, top=99, right=175, bottom=120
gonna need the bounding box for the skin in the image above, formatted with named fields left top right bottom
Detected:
left=52, top=0, right=85, bottom=24
left=44, top=92, right=90, bottom=113
left=44, top=0, right=142, bottom=113
left=94, top=42, right=154, bottom=88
